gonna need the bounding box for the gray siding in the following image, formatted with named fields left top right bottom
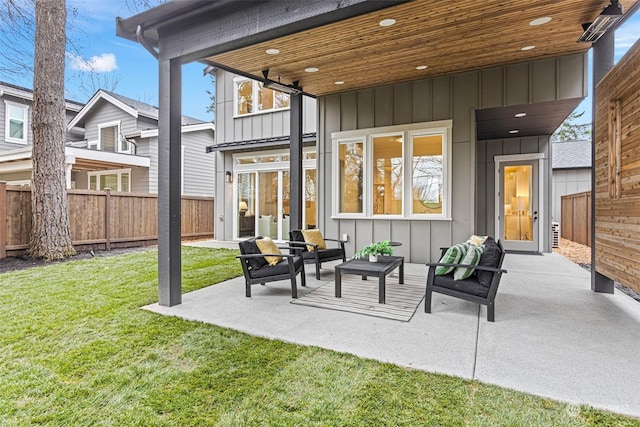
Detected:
left=183, top=129, right=215, bottom=196
left=215, top=70, right=317, bottom=145
left=83, top=101, right=138, bottom=143
left=475, top=136, right=552, bottom=249
left=135, top=137, right=156, bottom=193
left=552, top=168, right=591, bottom=224
left=319, top=53, right=587, bottom=262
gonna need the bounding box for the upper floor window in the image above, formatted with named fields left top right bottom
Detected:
left=332, top=121, right=451, bottom=219
left=91, top=121, right=130, bottom=153
left=234, top=78, right=290, bottom=117
left=5, top=101, right=28, bottom=144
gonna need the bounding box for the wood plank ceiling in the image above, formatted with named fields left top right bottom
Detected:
left=206, top=0, right=638, bottom=97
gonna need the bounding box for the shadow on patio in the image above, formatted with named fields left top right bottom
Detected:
left=147, top=245, right=640, bottom=418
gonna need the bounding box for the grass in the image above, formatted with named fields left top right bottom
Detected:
left=0, top=246, right=638, bottom=426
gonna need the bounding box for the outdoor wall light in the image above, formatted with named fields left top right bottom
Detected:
left=578, top=0, right=622, bottom=43
left=225, top=171, right=233, bottom=183
left=261, top=70, right=302, bottom=95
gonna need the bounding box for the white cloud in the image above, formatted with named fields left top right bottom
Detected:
left=67, top=53, right=118, bottom=72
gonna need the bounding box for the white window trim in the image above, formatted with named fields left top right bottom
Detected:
left=97, top=120, right=128, bottom=153
left=87, top=168, right=132, bottom=192
left=4, top=100, right=28, bottom=145
left=331, top=120, right=452, bottom=220
left=233, top=76, right=291, bottom=118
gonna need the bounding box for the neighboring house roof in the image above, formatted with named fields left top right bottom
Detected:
left=0, top=80, right=85, bottom=111
left=67, top=89, right=209, bottom=129
left=552, top=140, right=592, bottom=169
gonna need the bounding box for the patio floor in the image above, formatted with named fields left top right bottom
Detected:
left=147, top=241, right=640, bottom=418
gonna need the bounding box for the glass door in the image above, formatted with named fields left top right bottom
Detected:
left=237, top=173, right=256, bottom=238
left=499, top=161, right=539, bottom=252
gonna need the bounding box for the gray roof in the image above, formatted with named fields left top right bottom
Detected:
left=552, top=140, right=592, bottom=169
left=103, top=90, right=207, bottom=125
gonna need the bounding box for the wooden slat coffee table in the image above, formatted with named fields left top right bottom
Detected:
left=335, top=256, right=404, bottom=304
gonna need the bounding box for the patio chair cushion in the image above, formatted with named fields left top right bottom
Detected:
left=454, top=244, right=484, bottom=280
left=249, top=256, right=303, bottom=279
left=467, top=234, right=488, bottom=246
left=433, top=273, right=490, bottom=297
left=256, top=237, right=283, bottom=266
left=302, top=229, right=326, bottom=251
left=301, top=247, right=343, bottom=261
left=238, top=237, right=267, bottom=270
left=476, top=237, right=502, bottom=287
left=435, top=243, right=469, bottom=275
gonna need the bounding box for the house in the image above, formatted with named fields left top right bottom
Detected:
left=0, top=82, right=215, bottom=196
left=552, top=140, right=592, bottom=228
left=0, top=81, right=84, bottom=185
left=207, top=69, right=317, bottom=242
left=116, top=0, right=640, bottom=305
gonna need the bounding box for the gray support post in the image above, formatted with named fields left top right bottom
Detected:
left=158, top=58, right=183, bottom=306
left=590, top=30, right=615, bottom=294
left=289, top=91, right=303, bottom=231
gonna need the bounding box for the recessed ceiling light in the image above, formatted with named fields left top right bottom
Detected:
left=529, top=17, right=552, bottom=26
left=379, top=18, right=396, bottom=27
left=521, top=45, right=535, bottom=51
left=416, top=65, right=428, bottom=70
left=335, top=81, right=345, bottom=85
left=304, top=67, right=319, bottom=73
left=509, top=129, right=520, bottom=134
left=515, top=112, right=527, bottom=118
left=265, top=48, right=280, bottom=55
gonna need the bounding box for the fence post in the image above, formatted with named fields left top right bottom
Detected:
left=105, top=189, right=111, bottom=251
left=0, top=183, right=6, bottom=259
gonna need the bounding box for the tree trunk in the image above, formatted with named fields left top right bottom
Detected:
left=28, top=0, right=74, bottom=261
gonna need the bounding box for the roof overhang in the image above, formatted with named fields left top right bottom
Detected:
left=206, top=132, right=316, bottom=153
left=118, top=0, right=639, bottom=97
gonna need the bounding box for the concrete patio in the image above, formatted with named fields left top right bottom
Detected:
left=147, top=242, right=640, bottom=418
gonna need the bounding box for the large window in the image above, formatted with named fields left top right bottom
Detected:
left=88, top=169, right=131, bottom=192
left=234, top=78, right=290, bottom=117
left=5, top=101, right=28, bottom=144
left=332, top=121, right=451, bottom=219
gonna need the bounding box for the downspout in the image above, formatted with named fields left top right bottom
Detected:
left=136, top=25, right=159, bottom=59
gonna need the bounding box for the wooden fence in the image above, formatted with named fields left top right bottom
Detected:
left=0, top=183, right=214, bottom=258
left=560, top=190, right=591, bottom=247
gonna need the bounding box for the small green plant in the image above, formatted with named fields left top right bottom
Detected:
left=354, top=240, right=394, bottom=259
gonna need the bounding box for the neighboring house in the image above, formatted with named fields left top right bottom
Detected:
left=0, top=83, right=215, bottom=196
left=208, top=69, right=317, bottom=242
left=0, top=81, right=84, bottom=185
left=552, top=140, right=592, bottom=227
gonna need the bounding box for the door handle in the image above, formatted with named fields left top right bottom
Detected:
left=533, top=210, right=538, bottom=221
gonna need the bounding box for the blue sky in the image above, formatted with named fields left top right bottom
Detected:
left=4, top=2, right=639, bottom=125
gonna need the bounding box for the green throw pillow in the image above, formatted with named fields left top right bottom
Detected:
left=454, top=245, right=484, bottom=280
left=435, top=243, right=468, bottom=275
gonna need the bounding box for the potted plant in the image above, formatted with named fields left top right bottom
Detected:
left=354, top=240, right=394, bottom=262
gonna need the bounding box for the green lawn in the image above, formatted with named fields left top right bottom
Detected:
left=0, top=246, right=638, bottom=426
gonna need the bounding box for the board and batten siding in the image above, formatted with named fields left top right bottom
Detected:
left=183, top=130, right=215, bottom=196
left=594, top=38, right=640, bottom=294
left=215, top=70, right=316, bottom=145
left=318, top=53, right=586, bottom=263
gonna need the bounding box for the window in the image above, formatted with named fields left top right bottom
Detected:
left=88, top=169, right=131, bottom=192
left=97, top=121, right=129, bottom=153
left=338, top=140, right=364, bottom=214
left=332, top=121, right=451, bottom=219
left=234, top=78, right=290, bottom=117
left=5, top=101, right=28, bottom=144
